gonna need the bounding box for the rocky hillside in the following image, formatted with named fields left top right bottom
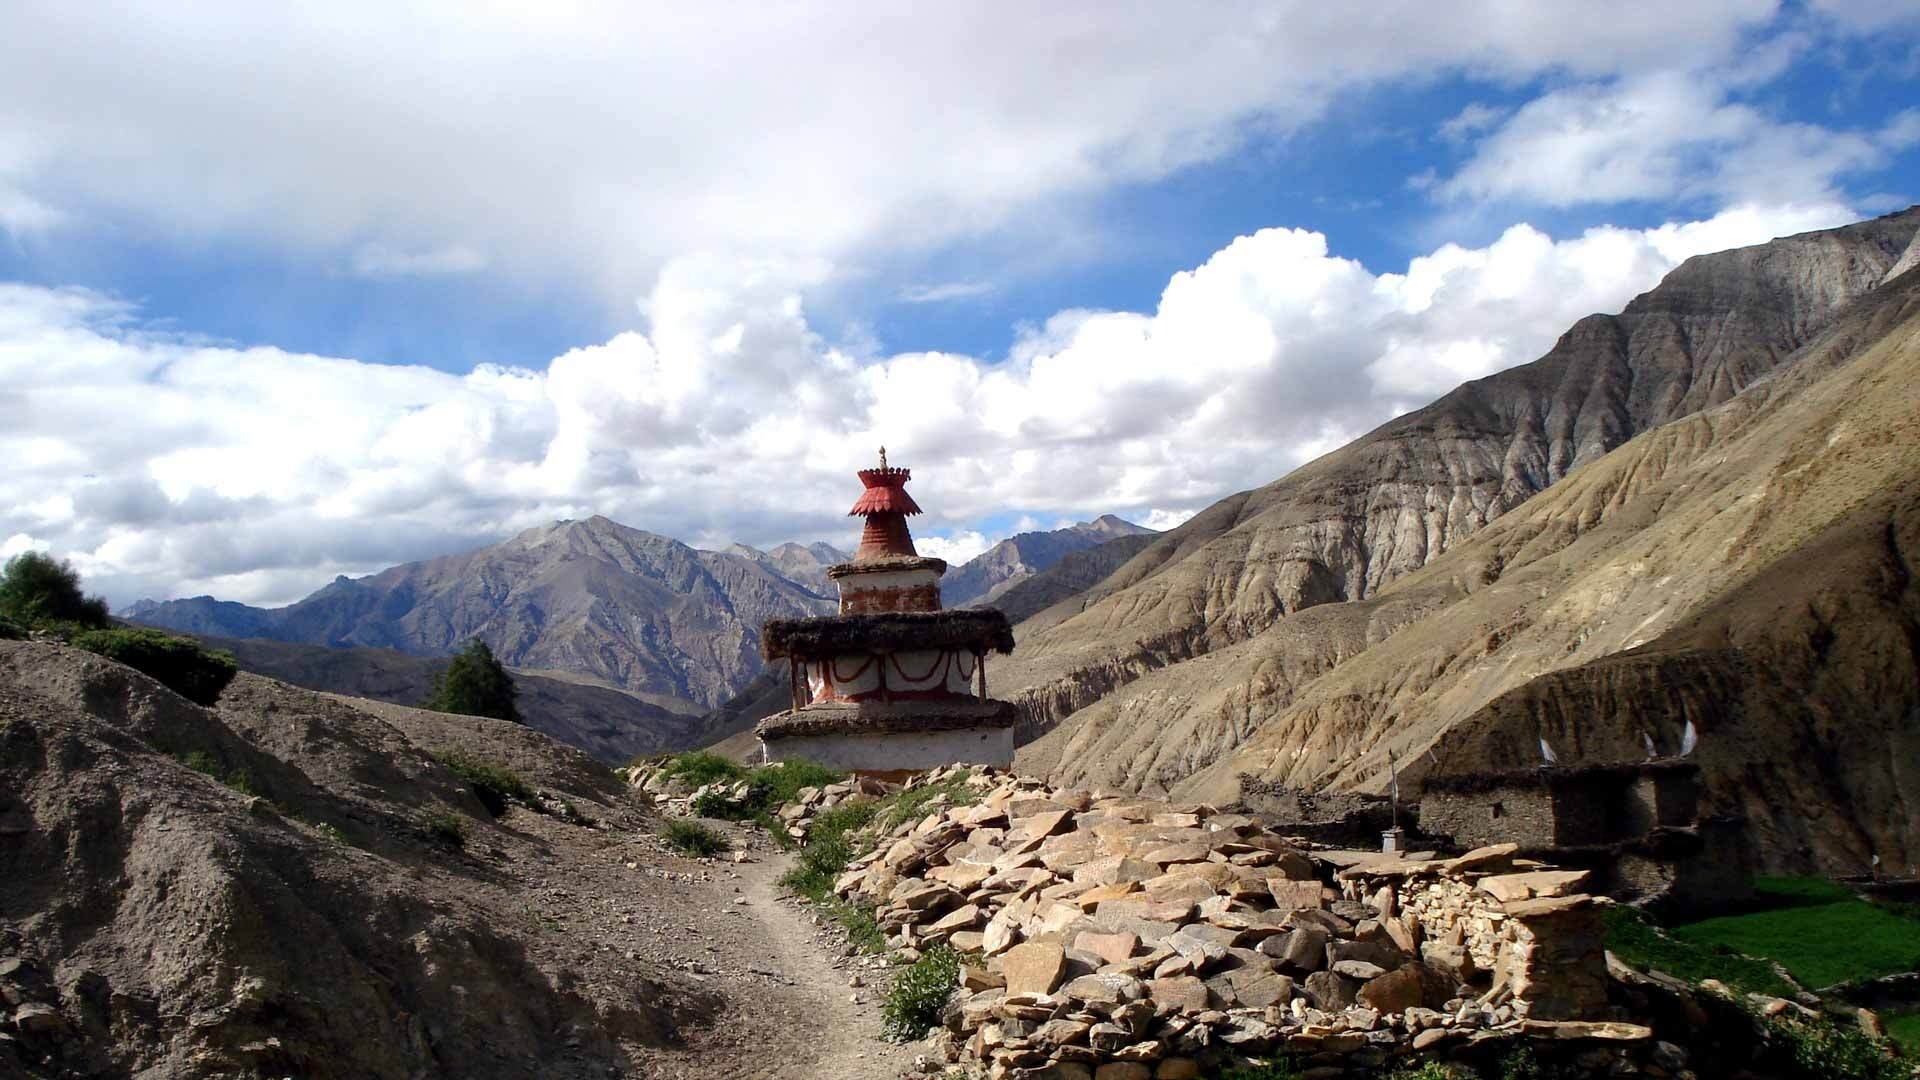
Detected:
left=1014, top=213, right=1920, bottom=874
left=188, top=633, right=708, bottom=764
left=0, top=639, right=718, bottom=1077
left=1000, top=209, right=1920, bottom=733
left=941, top=516, right=1156, bottom=609
left=130, top=516, right=836, bottom=708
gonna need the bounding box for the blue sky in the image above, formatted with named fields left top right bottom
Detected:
left=2, top=1, right=1917, bottom=605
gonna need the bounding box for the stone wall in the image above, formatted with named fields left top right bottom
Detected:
left=1418, top=787, right=1558, bottom=850
left=830, top=768, right=1648, bottom=1078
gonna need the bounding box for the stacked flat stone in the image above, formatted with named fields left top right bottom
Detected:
left=833, top=768, right=1657, bottom=1080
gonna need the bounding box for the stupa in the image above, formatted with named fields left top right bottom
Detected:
left=755, top=450, right=1017, bottom=773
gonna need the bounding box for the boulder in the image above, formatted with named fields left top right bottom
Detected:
left=1002, top=942, right=1068, bottom=996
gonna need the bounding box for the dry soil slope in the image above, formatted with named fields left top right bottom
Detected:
left=999, top=209, right=1920, bottom=738
left=134, top=515, right=836, bottom=707
left=1020, top=255, right=1920, bottom=873
left=0, top=640, right=715, bottom=1079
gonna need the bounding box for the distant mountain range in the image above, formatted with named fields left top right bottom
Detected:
left=127, top=513, right=1155, bottom=757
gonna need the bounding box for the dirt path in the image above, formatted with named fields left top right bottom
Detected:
left=629, top=822, right=923, bottom=1080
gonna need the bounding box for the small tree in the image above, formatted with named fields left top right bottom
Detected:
left=423, top=639, right=522, bottom=723
left=0, top=551, right=111, bottom=630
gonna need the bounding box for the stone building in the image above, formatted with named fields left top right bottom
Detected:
left=1417, top=760, right=1749, bottom=911
left=755, top=453, right=1017, bottom=774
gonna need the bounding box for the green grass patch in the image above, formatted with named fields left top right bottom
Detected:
left=657, top=750, right=749, bottom=787
left=1603, top=906, right=1796, bottom=997
left=1668, top=876, right=1920, bottom=989
left=661, top=818, right=730, bottom=857
left=881, top=945, right=958, bottom=1042
left=1884, top=1009, right=1920, bottom=1057
left=435, top=750, right=534, bottom=817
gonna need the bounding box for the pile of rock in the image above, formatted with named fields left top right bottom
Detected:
left=833, top=768, right=1663, bottom=1079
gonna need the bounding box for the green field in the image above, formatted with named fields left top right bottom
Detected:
left=1887, top=1010, right=1920, bottom=1057
left=1666, top=877, right=1920, bottom=990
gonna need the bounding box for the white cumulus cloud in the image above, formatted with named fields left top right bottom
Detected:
left=0, top=202, right=1855, bottom=607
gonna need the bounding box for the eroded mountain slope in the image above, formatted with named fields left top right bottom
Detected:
left=1001, top=209, right=1920, bottom=737
left=1018, top=258, right=1920, bottom=872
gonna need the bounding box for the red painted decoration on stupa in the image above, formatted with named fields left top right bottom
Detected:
left=848, top=447, right=923, bottom=561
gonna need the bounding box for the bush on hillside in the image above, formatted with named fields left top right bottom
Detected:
left=0, top=614, right=23, bottom=640
left=435, top=750, right=534, bottom=817
left=72, top=627, right=238, bottom=705
left=661, top=818, right=729, bottom=857
left=0, top=551, right=111, bottom=630
left=422, top=640, right=521, bottom=723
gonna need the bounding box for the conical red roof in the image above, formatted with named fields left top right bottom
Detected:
left=848, top=467, right=922, bottom=517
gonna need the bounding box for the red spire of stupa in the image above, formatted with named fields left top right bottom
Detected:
left=848, top=447, right=922, bottom=560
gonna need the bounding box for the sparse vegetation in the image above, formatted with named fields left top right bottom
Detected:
left=779, top=800, right=886, bottom=951
left=661, top=818, right=729, bottom=857
left=656, top=750, right=748, bottom=787
left=1763, top=1013, right=1911, bottom=1080
left=1385, top=1063, right=1470, bottom=1080
left=71, top=627, right=238, bottom=705
left=1666, top=876, right=1920, bottom=989
left=1494, top=1046, right=1578, bottom=1080
left=0, top=613, right=24, bottom=639
left=691, top=757, right=845, bottom=822
left=0, top=551, right=110, bottom=630
left=422, top=639, right=521, bottom=723
left=423, top=810, right=468, bottom=848
left=880, top=944, right=958, bottom=1042
left=176, top=749, right=260, bottom=797
left=435, top=749, right=534, bottom=817
left=872, top=768, right=979, bottom=831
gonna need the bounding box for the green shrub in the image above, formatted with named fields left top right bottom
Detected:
left=423, top=810, right=468, bottom=848
left=1766, top=1014, right=1910, bottom=1080
left=422, top=639, right=521, bottom=723
left=658, top=750, right=748, bottom=787
left=176, top=749, right=259, bottom=796
left=0, top=552, right=110, bottom=630
left=1495, top=1047, right=1579, bottom=1080
left=71, top=627, right=238, bottom=705
left=880, top=945, right=958, bottom=1042
left=435, top=750, right=533, bottom=817
left=662, top=818, right=729, bottom=857
left=0, top=614, right=24, bottom=640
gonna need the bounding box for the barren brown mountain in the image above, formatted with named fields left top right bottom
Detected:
left=1009, top=209, right=1920, bottom=874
